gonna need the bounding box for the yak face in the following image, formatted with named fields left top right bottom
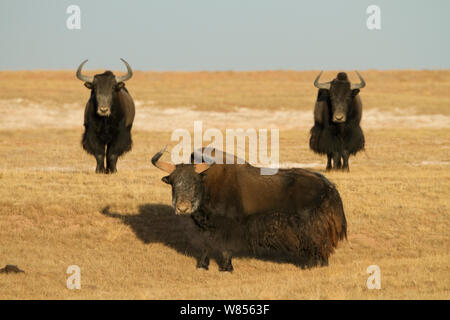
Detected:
left=329, top=74, right=359, bottom=123
left=76, top=59, right=133, bottom=117
left=84, top=71, right=124, bottom=117
left=151, top=147, right=211, bottom=215
left=314, top=71, right=365, bottom=123
left=162, top=165, right=206, bottom=215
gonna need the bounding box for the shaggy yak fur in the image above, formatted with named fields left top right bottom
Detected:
left=151, top=147, right=347, bottom=272
left=80, top=70, right=135, bottom=173
left=309, top=72, right=365, bottom=171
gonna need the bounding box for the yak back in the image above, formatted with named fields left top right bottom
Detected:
left=201, top=162, right=335, bottom=220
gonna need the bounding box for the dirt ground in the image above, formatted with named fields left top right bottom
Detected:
left=0, top=70, right=449, bottom=299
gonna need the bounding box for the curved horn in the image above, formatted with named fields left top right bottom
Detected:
left=313, top=71, right=331, bottom=90
left=194, top=162, right=211, bottom=174
left=115, top=58, right=133, bottom=82
left=351, top=71, right=366, bottom=89
left=76, top=59, right=94, bottom=83
left=151, top=146, right=175, bottom=174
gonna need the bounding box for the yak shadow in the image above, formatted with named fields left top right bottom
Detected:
left=101, top=204, right=318, bottom=270
left=101, top=204, right=206, bottom=260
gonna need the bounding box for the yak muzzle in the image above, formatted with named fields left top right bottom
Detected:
left=175, top=201, right=193, bottom=215
left=333, top=112, right=346, bottom=123
left=97, top=106, right=111, bottom=116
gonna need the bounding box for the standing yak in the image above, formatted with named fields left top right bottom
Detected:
left=309, top=71, right=366, bottom=171
left=76, top=59, right=135, bottom=174
left=151, top=147, right=347, bottom=272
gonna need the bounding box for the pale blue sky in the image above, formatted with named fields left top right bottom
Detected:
left=0, top=0, right=448, bottom=71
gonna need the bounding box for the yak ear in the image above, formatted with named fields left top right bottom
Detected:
left=194, top=163, right=211, bottom=174
left=115, top=82, right=125, bottom=91
left=161, top=176, right=171, bottom=184
left=84, top=82, right=94, bottom=89
left=351, top=89, right=360, bottom=97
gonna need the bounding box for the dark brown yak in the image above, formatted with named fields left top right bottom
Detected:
left=151, top=147, right=347, bottom=272
left=77, top=59, right=135, bottom=174
left=309, top=71, right=365, bottom=171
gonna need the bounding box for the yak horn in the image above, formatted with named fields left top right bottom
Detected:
left=115, top=58, right=133, bottom=82
left=76, top=59, right=94, bottom=83
left=350, top=71, right=366, bottom=89
left=313, top=71, right=331, bottom=90
left=151, top=146, right=175, bottom=174
left=194, top=162, right=211, bottom=174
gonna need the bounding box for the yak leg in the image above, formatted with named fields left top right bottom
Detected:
left=326, top=154, right=332, bottom=171
left=106, top=129, right=132, bottom=174
left=332, top=152, right=342, bottom=170
left=342, top=150, right=350, bottom=172
left=95, top=153, right=106, bottom=174
left=196, top=249, right=210, bottom=270
left=82, top=128, right=106, bottom=173
left=219, top=251, right=234, bottom=272
left=106, top=149, right=118, bottom=174
left=106, top=141, right=120, bottom=174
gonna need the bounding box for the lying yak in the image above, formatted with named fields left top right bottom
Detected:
left=309, top=71, right=365, bottom=171
left=151, top=147, right=347, bottom=271
left=76, top=59, right=135, bottom=173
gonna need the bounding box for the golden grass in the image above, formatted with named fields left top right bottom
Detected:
left=0, top=71, right=449, bottom=299
left=1, top=70, right=449, bottom=114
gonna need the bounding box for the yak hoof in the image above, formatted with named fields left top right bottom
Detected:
left=95, top=167, right=106, bottom=174
left=196, top=258, right=209, bottom=270
left=219, top=264, right=234, bottom=272
left=197, top=265, right=209, bottom=271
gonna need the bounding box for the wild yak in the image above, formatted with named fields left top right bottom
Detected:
left=76, top=59, right=135, bottom=173
left=151, top=147, right=347, bottom=272
left=309, top=71, right=366, bottom=171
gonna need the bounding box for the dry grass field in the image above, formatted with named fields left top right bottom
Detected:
left=0, top=70, right=449, bottom=299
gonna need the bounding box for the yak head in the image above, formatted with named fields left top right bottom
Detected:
left=151, top=147, right=211, bottom=215
left=76, top=58, right=133, bottom=117
left=314, top=71, right=365, bottom=123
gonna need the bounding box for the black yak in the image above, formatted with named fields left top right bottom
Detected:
left=151, top=147, right=347, bottom=272
left=76, top=59, right=135, bottom=173
left=309, top=71, right=365, bottom=171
